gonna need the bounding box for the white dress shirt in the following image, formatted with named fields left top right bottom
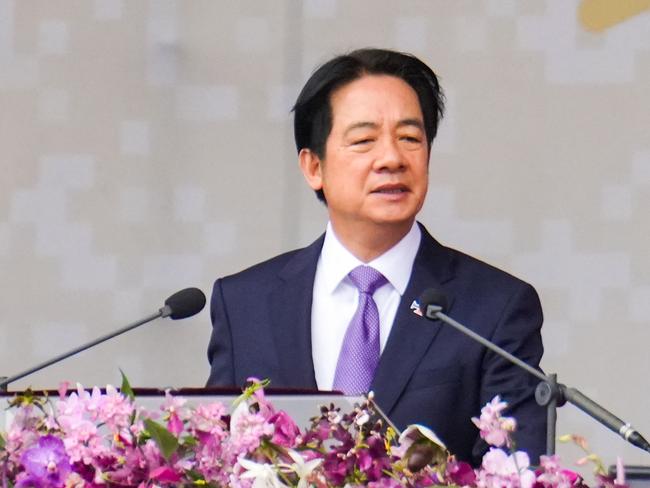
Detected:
left=311, top=222, right=422, bottom=390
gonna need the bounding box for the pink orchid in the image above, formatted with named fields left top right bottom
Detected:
left=269, top=411, right=300, bottom=447
left=230, top=409, right=274, bottom=454
left=536, top=454, right=579, bottom=488
left=190, top=401, right=228, bottom=434
left=477, top=448, right=536, bottom=488
left=447, top=459, right=478, bottom=486
left=472, top=395, right=517, bottom=448
left=615, top=456, right=626, bottom=486
left=161, top=391, right=189, bottom=417
left=57, top=381, right=70, bottom=399
left=368, top=479, right=403, bottom=488
left=149, top=465, right=182, bottom=483
left=97, top=385, right=134, bottom=431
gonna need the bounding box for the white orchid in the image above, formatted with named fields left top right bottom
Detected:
left=238, top=457, right=289, bottom=488
left=284, top=449, right=322, bottom=488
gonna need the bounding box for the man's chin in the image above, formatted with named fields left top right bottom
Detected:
left=366, top=203, right=420, bottom=225
left=367, top=214, right=417, bottom=230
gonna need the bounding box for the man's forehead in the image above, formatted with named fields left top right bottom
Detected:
left=329, top=75, right=424, bottom=129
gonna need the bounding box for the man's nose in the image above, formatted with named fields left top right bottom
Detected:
left=374, top=138, right=405, bottom=172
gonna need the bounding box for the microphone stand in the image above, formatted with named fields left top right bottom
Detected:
left=0, top=307, right=170, bottom=392
left=0, top=287, right=205, bottom=392
left=423, top=303, right=650, bottom=455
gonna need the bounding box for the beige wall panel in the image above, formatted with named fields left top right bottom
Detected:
left=1, top=0, right=648, bottom=476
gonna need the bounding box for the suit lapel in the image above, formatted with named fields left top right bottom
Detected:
left=268, top=236, right=324, bottom=389
left=371, top=226, right=457, bottom=416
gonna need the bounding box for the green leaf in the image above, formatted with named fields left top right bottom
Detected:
left=186, top=469, right=205, bottom=481
left=0, top=432, right=6, bottom=449
left=144, top=418, right=179, bottom=461
left=181, top=435, right=198, bottom=448
left=233, top=378, right=271, bottom=408
left=119, top=369, right=135, bottom=401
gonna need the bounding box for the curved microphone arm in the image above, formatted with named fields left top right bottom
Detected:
left=0, top=287, right=206, bottom=392
left=422, top=299, right=650, bottom=455
left=0, top=310, right=164, bottom=391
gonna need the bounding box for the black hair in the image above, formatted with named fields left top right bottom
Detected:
left=292, top=48, right=445, bottom=202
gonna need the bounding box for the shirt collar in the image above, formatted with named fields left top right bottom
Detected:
left=319, top=221, right=421, bottom=295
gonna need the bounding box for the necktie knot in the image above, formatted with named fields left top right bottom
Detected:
left=348, top=265, right=387, bottom=295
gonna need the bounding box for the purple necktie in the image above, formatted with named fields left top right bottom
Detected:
left=333, top=265, right=388, bottom=395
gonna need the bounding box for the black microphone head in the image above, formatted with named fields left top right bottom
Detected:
left=418, top=288, right=449, bottom=315
left=163, top=287, right=206, bottom=320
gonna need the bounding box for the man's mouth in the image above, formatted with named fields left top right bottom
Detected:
left=372, top=184, right=409, bottom=194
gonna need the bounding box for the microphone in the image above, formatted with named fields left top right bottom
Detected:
left=418, top=288, right=650, bottom=455
left=161, top=287, right=207, bottom=319
left=0, top=287, right=206, bottom=391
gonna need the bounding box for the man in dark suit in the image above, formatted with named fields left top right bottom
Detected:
left=207, top=48, right=546, bottom=465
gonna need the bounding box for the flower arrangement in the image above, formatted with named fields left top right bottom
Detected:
left=0, top=375, right=627, bottom=488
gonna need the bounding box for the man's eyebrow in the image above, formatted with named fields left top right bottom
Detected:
left=343, top=118, right=424, bottom=135
left=397, top=118, right=425, bottom=130
left=343, top=121, right=378, bottom=136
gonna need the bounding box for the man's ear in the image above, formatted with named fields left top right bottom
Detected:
left=299, top=149, right=323, bottom=191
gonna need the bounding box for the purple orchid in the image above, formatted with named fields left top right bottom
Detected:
left=17, top=435, right=71, bottom=487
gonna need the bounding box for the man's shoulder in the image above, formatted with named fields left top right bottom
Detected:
left=215, top=234, right=325, bottom=290
left=419, top=227, right=536, bottom=295
left=418, top=229, right=543, bottom=335
left=222, top=249, right=304, bottom=282
left=450, top=246, right=530, bottom=289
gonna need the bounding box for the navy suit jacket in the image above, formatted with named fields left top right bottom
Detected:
left=207, top=225, right=546, bottom=465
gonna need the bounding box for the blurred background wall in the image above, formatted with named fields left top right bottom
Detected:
left=1, top=0, right=649, bottom=473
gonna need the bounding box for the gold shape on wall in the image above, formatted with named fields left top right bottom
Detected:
left=579, top=0, right=650, bottom=31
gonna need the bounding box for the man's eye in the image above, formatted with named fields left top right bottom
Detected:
left=401, top=136, right=422, bottom=143
left=352, top=138, right=373, bottom=145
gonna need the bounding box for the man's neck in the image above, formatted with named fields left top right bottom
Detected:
left=329, top=220, right=415, bottom=263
